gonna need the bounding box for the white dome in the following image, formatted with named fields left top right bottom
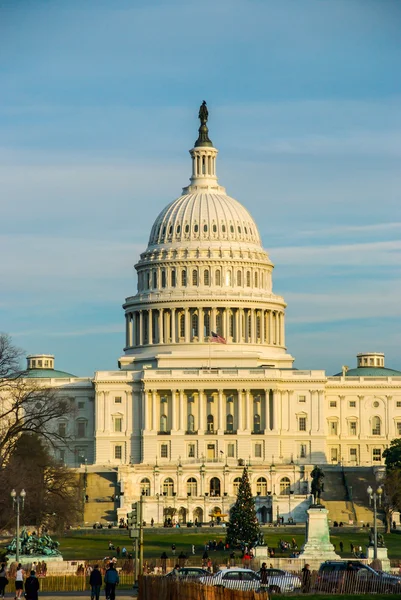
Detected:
left=148, top=192, right=261, bottom=248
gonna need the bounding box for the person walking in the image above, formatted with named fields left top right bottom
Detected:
left=24, top=571, right=39, bottom=600
left=301, top=564, right=311, bottom=593
left=89, top=565, right=102, bottom=600
left=339, top=541, right=344, bottom=554
left=160, top=552, right=168, bottom=575
left=171, top=544, right=176, bottom=556
left=0, top=563, right=8, bottom=599
left=15, top=564, right=25, bottom=600
left=104, top=563, right=119, bottom=600
left=260, top=562, right=268, bottom=591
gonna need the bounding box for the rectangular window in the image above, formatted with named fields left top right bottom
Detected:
left=349, top=421, right=357, bottom=436
left=254, top=443, right=262, bottom=458
left=331, top=448, right=338, bottom=462
left=114, top=445, right=122, bottom=460
left=397, top=401, right=401, bottom=408
left=300, top=444, right=307, bottom=458
left=58, top=422, right=66, bottom=437
left=397, top=422, right=401, bottom=436
left=77, top=422, right=86, bottom=438
left=299, top=395, right=306, bottom=403
left=372, top=448, right=382, bottom=462
left=115, top=397, right=122, bottom=404
left=330, top=400, right=337, bottom=408
left=299, top=417, right=306, bottom=431
left=160, top=444, right=168, bottom=458
left=78, top=401, right=85, bottom=409
left=349, top=448, right=357, bottom=462
left=227, top=443, right=235, bottom=458
left=349, top=401, right=356, bottom=408
left=188, top=443, right=195, bottom=458
left=330, top=421, right=338, bottom=435
left=114, top=418, right=122, bottom=432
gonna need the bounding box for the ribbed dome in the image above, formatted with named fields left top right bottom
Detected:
left=148, top=192, right=261, bottom=248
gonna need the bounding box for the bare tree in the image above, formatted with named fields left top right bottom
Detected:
left=0, top=333, right=74, bottom=467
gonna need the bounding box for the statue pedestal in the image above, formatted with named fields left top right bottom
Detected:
left=254, top=546, right=270, bottom=559
left=299, top=506, right=340, bottom=563
left=365, top=546, right=390, bottom=571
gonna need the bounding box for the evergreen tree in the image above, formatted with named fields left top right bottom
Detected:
left=226, top=467, right=261, bottom=548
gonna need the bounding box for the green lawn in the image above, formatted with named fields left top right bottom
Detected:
left=46, top=527, right=401, bottom=562
left=3, top=527, right=401, bottom=562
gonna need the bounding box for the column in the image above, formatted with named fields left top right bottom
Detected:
left=387, top=396, right=393, bottom=438
left=359, top=396, right=365, bottom=438
left=250, top=309, right=255, bottom=343
left=272, top=389, right=280, bottom=433
left=198, top=390, right=205, bottom=433
left=310, top=390, right=318, bottom=433
left=245, top=389, right=251, bottom=432
left=211, top=307, right=217, bottom=333
left=234, top=309, right=239, bottom=343
left=129, top=313, right=134, bottom=346
left=172, top=389, right=178, bottom=431
left=141, top=390, right=147, bottom=431
left=148, top=309, right=153, bottom=345
left=261, top=310, right=265, bottom=344
left=223, top=308, right=229, bottom=339
left=264, top=390, right=270, bottom=431
left=199, top=307, right=204, bottom=342
left=158, top=309, right=163, bottom=344
left=152, top=390, right=157, bottom=431
left=269, top=311, right=273, bottom=344
left=280, top=312, right=285, bottom=347
left=139, top=310, right=143, bottom=346
left=237, top=390, right=243, bottom=432
left=171, top=308, right=176, bottom=343
left=318, top=390, right=325, bottom=432
left=238, top=309, right=243, bottom=342
left=179, top=390, right=185, bottom=431
left=185, top=308, right=190, bottom=343
left=218, top=389, right=224, bottom=431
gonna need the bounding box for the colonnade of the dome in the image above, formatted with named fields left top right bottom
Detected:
left=125, top=306, right=285, bottom=349
left=136, top=262, right=272, bottom=293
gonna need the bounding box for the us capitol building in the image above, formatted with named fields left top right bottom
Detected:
left=25, top=105, right=401, bottom=525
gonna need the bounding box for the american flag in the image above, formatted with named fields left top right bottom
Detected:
left=210, top=331, right=227, bottom=344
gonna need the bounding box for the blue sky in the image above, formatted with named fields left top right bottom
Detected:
left=1, top=0, right=400, bottom=376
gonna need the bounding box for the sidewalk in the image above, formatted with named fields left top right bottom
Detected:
left=34, top=593, right=137, bottom=599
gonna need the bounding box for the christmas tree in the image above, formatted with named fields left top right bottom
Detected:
left=226, top=466, right=261, bottom=548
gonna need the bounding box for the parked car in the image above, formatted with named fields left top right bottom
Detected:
left=199, top=568, right=261, bottom=591
left=165, top=567, right=210, bottom=580
left=316, top=561, right=401, bottom=594
left=257, top=568, right=302, bottom=594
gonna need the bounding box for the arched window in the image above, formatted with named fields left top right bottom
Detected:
left=215, top=269, right=221, bottom=286
left=207, top=414, right=214, bottom=433
left=226, top=414, right=234, bottom=432
left=153, top=271, right=157, bottom=289
left=163, top=478, right=174, bottom=496
left=230, top=225, right=234, bottom=233
left=257, top=477, right=267, bottom=496
left=253, top=413, right=261, bottom=433
left=372, top=416, right=381, bottom=436
left=187, top=477, right=197, bottom=497
left=256, top=314, right=261, bottom=340
left=187, top=413, right=195, bottom=432
left=210, top=477, right=221, bottom=497
left=180, top=313, right=185, bottom=338
left=280, top=477, right=291, bottom=496
left=161, top=270, right=166, bottom=288
left=192, top=270, right=198, bottom=286
left=212, top=224, right=217, bottom=233
left=246, top=271, right=251, bottom=287
left=146, top=272, right=150, bottom=289
left=225, top=269, right=232, bottom=286
left=233, top=477, right=241, bottom=495
left=222, top=224, right=226, bottom=233
left=204, top=269, right=210, bottom=286
left=237, top=270, right=242, bottom=286
left=140, top=478, right=151, bottom=496
left=185, top=223, right=190, bottom=233
left=192, top=313, right=198, bottom=337
left=181, top=270, right=187, bottom=287
left=247, top=313, right=252, bottom=339
left=254, top=272, right=258, bottom=287
left=160, top=414, right=168, bottom=432
left=229, top=312, right=234, bottom=337
left=203, top=223, right=208, bottom=232
left=194, top=223, right=199, bottom=233
left=171, top=269, right=176, bottom=287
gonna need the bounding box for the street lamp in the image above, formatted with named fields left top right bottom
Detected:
left=289, top=490, right=294, bottom=523
left=11, top=489, right=26, bottom=562
left=367, top=485, right=383, bottom=559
